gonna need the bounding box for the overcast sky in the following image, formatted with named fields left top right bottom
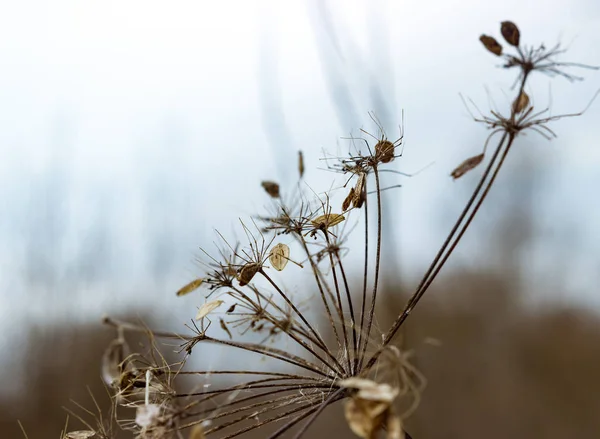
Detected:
left=1, top=0, right=599, bottom=395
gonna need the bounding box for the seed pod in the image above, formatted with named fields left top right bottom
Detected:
left=237, top=262, right=261, bottom=286
left=501, top=21, right=520, bottom=47
left=220, top=318, right=232, bottom=339
left=176, top=278, right=204, bottom=296
left=342, top=187, right=355, bottom=211
left=353, top=173, right=366, bottom=208
left=196, top=299, right=224, bottom=320
left=261, top=181, right=280, bottom=198
left=450, top=153, right=485, bottom=180
left=311, top=213, right=345, bottom=229
left=375, top=139, right=395, bottom=163
left=479, top=35, right=503, bottom=56
left=298, top=150, right=305, bottom=178
left=269, top=243, right=290, bottom=271
left=512, top=91, right=530, bottom=114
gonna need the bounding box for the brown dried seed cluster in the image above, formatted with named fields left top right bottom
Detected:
left=375, top=139, right=395, bottom=163
left=261, top=181, right=280, bottom=198
left=450, top=153, right=485, bottom=180
left=501, top=21, right=520, bottom=47
left=480, top=35, right=503, bottom=56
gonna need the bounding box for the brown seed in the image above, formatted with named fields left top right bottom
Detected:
left=261, top=181, right=280, bottom=198
left=226, top=303, right=237, bottom=313
left=342, top=187, right=355, bottom=211
left=176, top=278, right=204, bottom=296
left=501, top=21, right=520, bottom=47
left=512, top=91, right=530, bottom=114
left=375, top=139, right=395, bottom=163
left=220, top=318, right=232, bottom=339
left=237, top=262, right=261, bottom=286
left=479, top=35, right=503, bottom=56
left=298, top=150, right=305, bottom=178
left=450, top=153, right=485, bottom=179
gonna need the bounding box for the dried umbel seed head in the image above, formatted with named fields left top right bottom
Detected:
left=176, top=278, right=204, bottom=296
left=450, top=153, right=485, bottom=180
left=237, top=262, right=261, bottom=286
left=501, top=21, right=520, bottom=47
left=261, top=181, right=280, bottom=198
left=479, top=34, right=503, bottom=56
left=512, top=91, right=530, bottom=114
left=269, top=243, right=290, bottom=271
left=375, top=139, right=395, bottom=163
left=196, top=299, right=224, bottom=320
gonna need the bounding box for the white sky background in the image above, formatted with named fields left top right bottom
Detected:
left=1, top=0, right=600, bottom=396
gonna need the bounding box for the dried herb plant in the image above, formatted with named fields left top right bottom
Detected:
left=58, top=21, right=597, bottom=439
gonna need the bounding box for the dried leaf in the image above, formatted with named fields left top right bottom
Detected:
left=237, top=262, right=261, bottom=286
left=220, top=318, right=232, bottom=339
left=512, top=91, right=530, bottom=114
left=195, top=299, right=224, bottom=320
left=450, top=153, right=485, bottom=180
left=375, top=139, right=395, bottom=163
left=298, top=150, right=305, bottom=178
left=501, top=21, right=520, bottom=47
left=261, top=181, right=280, bottom=198
left=269, top=243, right=290, bottom=271
left=342, top=187, right=355, bottom=211
left=311, top=213, right=345, bottom=229
left=66, top=432, right=96, bottom=439
left=176, top=278, right=204, bottom=296
left=189, top=425, right=206, bottom=439
left=479, top=35, right=503, bottom=56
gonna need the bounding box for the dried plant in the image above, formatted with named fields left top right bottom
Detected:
left=58, top=21, right=597, bottom=439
